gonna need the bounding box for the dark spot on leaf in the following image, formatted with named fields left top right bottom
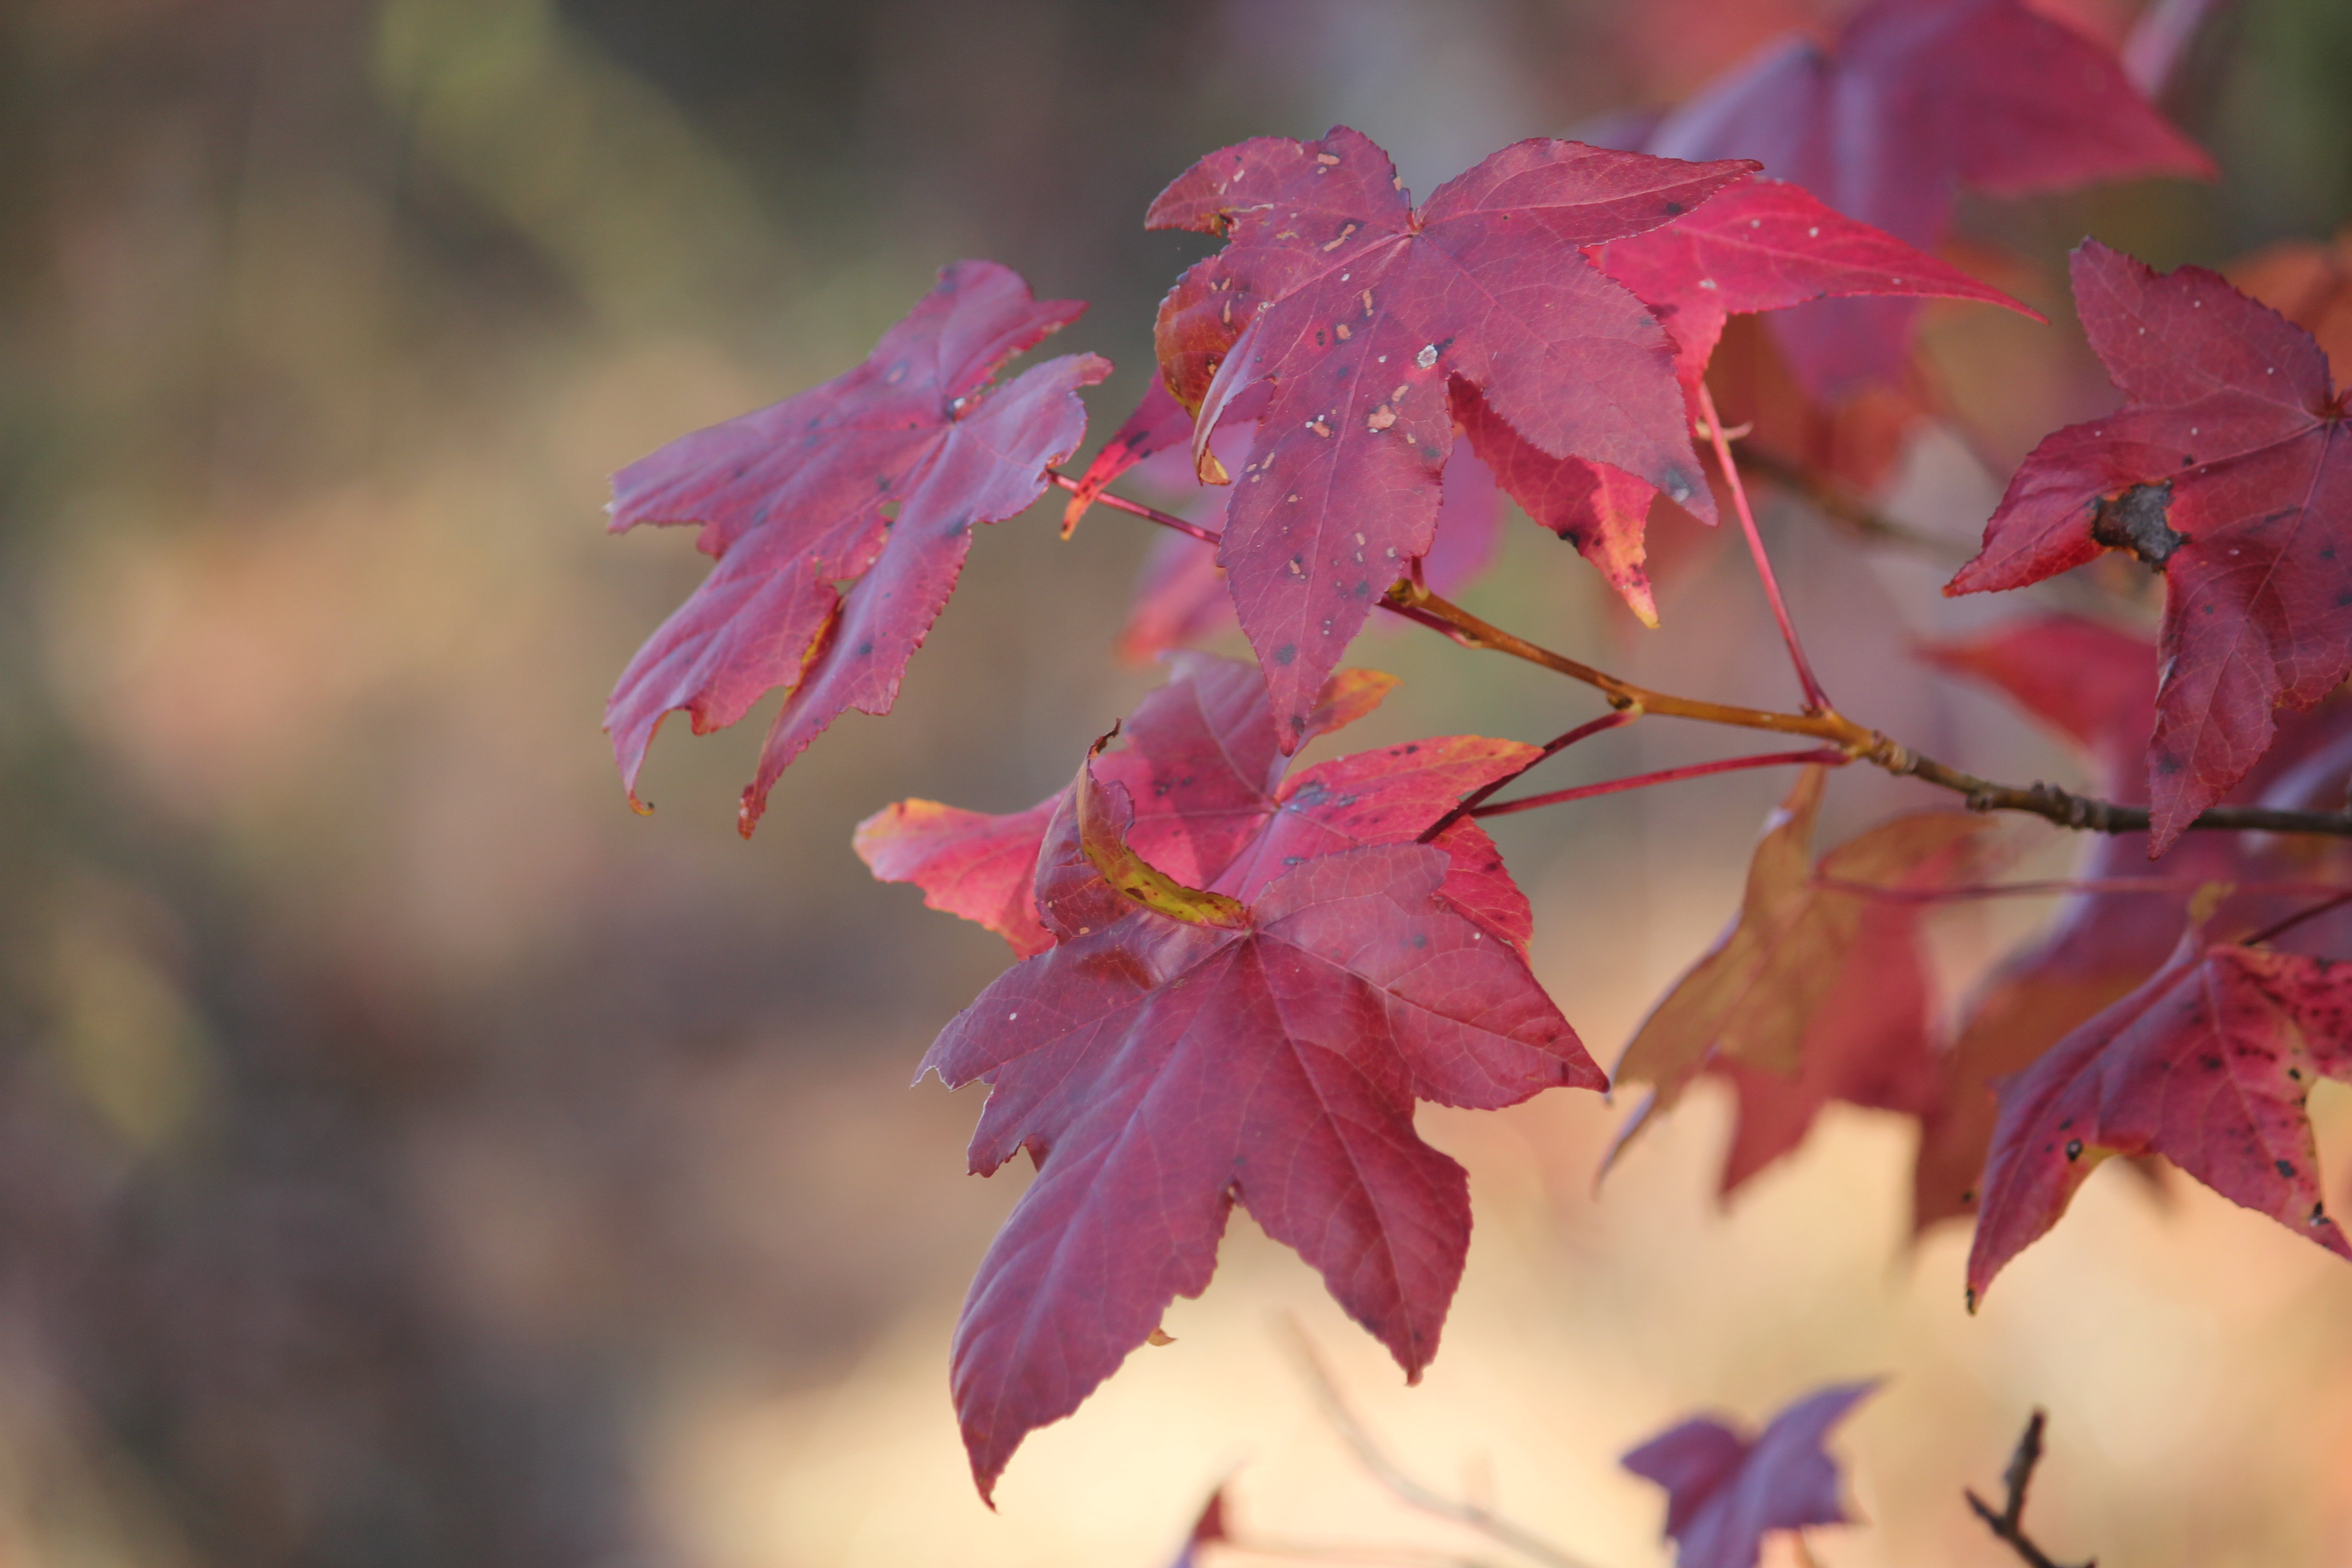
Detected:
left=2089, top=480, right=2185, bottom=567
left=2065, top=1138, right=2083, bottom=1161
left=1664, top=201, right=1684, bottom=216
left=2277, top=1159, right=2298, bottom=1178
left=857, top=641, right=874, bottom=657
left=1274, top=643, right=1297, bottom=666
left=2156, top=750, right=2185, bottom=776
left=1411, top=933, right=1429, bottom=948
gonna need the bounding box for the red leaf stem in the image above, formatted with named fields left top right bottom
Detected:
left=1418, top=709, right=1643, bottom=843
left=1469, top=749, right=1850, bottom=820
left=1046, top=469, right=1223, bottom=544
left=1699, top=382, right=1829, bottom=712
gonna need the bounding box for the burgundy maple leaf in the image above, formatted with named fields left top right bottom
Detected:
left=921, top=736, right=1599, bottom=1499
left=1623, top=1382, right=1879, bottom=1568
left=1647, top=0, right=2211, bottom=397
left=1142, top=128, right=1756, bottom=739
left=1969, top=940, right=2352, bottom=1305
left=605, top=261, right=1108, bottom=834
left=1948, top=242, right=2352, bottom=855
left=1915, top=616, right=2352, bottom=1232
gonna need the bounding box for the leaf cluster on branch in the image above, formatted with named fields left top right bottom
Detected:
left=595, top=0, right=2346, bottom=1559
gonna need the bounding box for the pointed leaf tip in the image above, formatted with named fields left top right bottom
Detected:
left=1969, top=942, right=2352, bottom=1302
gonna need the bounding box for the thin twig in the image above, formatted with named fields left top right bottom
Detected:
left=1418, top=710, right=1641, bottom=843
left=1283, top=1322, right=1604, bottom=1568
left=1382, top=579, right=1872, bottom=742
left=1964, top=1411, right=2092, bottom=1568
left=1468, top=750, right=1848, bottom=821
left=1054, top=472, right=2352, bottom=842
left=1697, top=385, right=1831, bottom=710
left=2244, top=889, right=2352, bottom=947
left=1867, top=742, right=2352, bottom=838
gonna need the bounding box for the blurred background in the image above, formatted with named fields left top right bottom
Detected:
left=4, top=0, right=2352, bottom=1563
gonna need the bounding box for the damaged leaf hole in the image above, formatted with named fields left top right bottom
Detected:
left=2090, top=479, right=2186, bottom=566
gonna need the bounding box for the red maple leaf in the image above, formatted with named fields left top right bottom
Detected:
left=1647, top=0, right=2210, bottom=397
left=1948, top=242, right=2352, bottom=855
left=1622, top=1382, right=1879, bottom=1568
left=1968, top=940, right=2352, bottom=1305
left=857, top=652, right=1538, bottom=955
left=920, top=737, right=1599, bottom=1498
left=1477, top=177, right=2034, bottom=622
left=1914, top=616, right=2352, bottom=1232
left=1143, top=128, right=1756, bottom=740
left=604, top=261, right=1109, bottom=834
left=1911, top=615, right=2176, bottom=1230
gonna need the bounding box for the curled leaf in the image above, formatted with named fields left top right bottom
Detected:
left=1076, top=729, right=1250, bottom=928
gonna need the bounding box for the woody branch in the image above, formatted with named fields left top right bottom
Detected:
left=1045, top=469, right=2352, bottom=843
